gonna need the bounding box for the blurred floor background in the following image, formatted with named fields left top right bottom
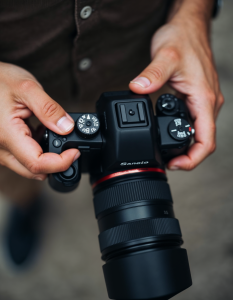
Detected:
left=0, top=1, right=232, bottom=300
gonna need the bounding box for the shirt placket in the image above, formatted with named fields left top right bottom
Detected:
left=72, top=0, right=100, bottom=100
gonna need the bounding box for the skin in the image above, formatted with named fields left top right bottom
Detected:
left=129, top=0, right=224, bottom=170
left=0, top=0, right=224, bottom=181
left=0, top=62, right=80, bottom=181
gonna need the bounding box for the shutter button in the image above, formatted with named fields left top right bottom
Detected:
left=80, top=6, right=92, bottom=19
left=78, top=58, right=92, bottom=71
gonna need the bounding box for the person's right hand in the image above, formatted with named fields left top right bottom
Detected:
left=0, top=62, right=80, bottom=181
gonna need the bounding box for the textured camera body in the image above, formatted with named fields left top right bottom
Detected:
left=43, top=91, right=193, bottom=192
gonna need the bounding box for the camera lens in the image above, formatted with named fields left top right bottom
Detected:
left=92, top=170, right=192, bottom=300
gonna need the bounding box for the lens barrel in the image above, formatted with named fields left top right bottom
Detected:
left=93, top=173, right=192, bottom=300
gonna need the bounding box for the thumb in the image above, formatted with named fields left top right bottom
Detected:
left=129, top=49, right=179, bottom=94
left=22, top=81, right=74, bottom=135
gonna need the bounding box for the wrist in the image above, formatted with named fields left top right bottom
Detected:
left=167, top=0, right=214, bottom=35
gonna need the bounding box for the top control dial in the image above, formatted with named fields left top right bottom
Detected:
left=76, top=114, right=100, bottom=139
left=169, top=118, right=194, bottom=141
left=161, top=96, right=176, bottom=111
left=156, top=94, right=178, bottom=116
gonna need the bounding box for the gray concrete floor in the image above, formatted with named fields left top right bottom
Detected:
left=0, top=1, right=233, bottom=300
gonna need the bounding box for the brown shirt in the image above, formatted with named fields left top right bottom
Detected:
left=0, top=0, right=171, bottom=105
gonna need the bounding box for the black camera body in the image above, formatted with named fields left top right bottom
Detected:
left=45, top=91, right=193, bottom=193
left=43, top=91, right=194, bottom=300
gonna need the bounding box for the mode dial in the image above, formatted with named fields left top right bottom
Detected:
left=169, top=118, right=194, bottom=141
left=156, top=94, right=178, bottom=116
left=76, top=114, right=100, bottom=139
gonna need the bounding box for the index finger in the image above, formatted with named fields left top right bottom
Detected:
left=7, top=123, right=80, bottom=175
left=167, top=95, right=216, bottom=170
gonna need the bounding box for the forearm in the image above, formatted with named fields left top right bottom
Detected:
left=167, top=0, right=215, bottom=35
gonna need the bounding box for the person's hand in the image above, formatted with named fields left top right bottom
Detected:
left=129, top=18, right=224, bottom=171
left=0, top=62, right=80, bottom=180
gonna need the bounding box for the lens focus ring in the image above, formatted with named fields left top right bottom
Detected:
left=99, top=218, right=181, bottom=252
left=94, top=180, right=172, bottom=217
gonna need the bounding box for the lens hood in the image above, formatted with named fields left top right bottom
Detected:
left=103, top=247, right=192, bottom=300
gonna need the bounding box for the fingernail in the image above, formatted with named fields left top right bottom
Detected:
left=34, top=176, right=44, bottom=181
left=130, top=77, right=151, bottom=88
left=66, top=113, right=74, bottom=122
left=73, top=151, right=81, bottom=162
left=57, top=116, right=74, bottom=133
left=169, top=166, right=179, bottom=170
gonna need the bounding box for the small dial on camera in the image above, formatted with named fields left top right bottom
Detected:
left=169, top=118, right=194, bottom=141
left=76, top=113, right=100, bottom=139
left=156, top=94, right=179, bottom=115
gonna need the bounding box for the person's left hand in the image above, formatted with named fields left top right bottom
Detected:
left=129, top=19, right=224, bottom=171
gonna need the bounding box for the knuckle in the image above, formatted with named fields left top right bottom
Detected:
left=59, top=156, right=73, bottom=172
left=0, top=159, right=6, bottom=167
left=186, top=162, right=196, bottom=171
left=18, top=79, right=38, bottom=93
left=20, top=126, right=32, bottom=137
left=60, top=162, right=72, bottom=173
left=209, top=122, right=216, bottom=134
left=160, top=47, right=180, bottom=62
left=205, top=119, right=216, bottom=153
left=219, top=94, right=225, bottom=106
left=0, top=135, right=6, bottom=148
left=27, top=161, right=41, bottom=174
left=0, top=150, right=11, bottom=167
left=204, top=89, right=216, bottom=103
left=146, top=66, right=164, bottom=82
left=208, top=142, right=216, bottom=154
left=42, top=101, right=59, bottom=118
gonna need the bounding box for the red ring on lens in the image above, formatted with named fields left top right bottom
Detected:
left=92, top=168, right=166, bottom=189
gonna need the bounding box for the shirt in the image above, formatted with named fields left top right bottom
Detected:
left=0, top=0, right=171, bottom=104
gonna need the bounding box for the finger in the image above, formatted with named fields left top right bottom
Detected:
left=25, top=119, right=36, bottom=137
left=34, top=124, right=46, bottom=143
left=18, top=80, right=75, bottom=135
left=167, top=93, right=216, bottom=170
left=6, top=122, right=81, bottom=175
left=214, top=92, right=224, bottom=120
left=129, top=48, right=179, bottom=94
left=0, top=149, right=47, bottom=180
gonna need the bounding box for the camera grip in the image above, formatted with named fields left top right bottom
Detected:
left=48, top=159, right=81, bottom=193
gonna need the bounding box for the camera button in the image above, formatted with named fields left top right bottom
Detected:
left=53, top=139, right=62, bottom=148
left=61, top=166, right=75, bottom=179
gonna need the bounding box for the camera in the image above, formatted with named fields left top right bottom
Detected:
left=43, top=91, right=193, bottom=300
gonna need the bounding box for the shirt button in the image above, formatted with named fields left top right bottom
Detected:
left=80, top=6, right=92, bottom=19
left=78, top=58, right=92, bottom=71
